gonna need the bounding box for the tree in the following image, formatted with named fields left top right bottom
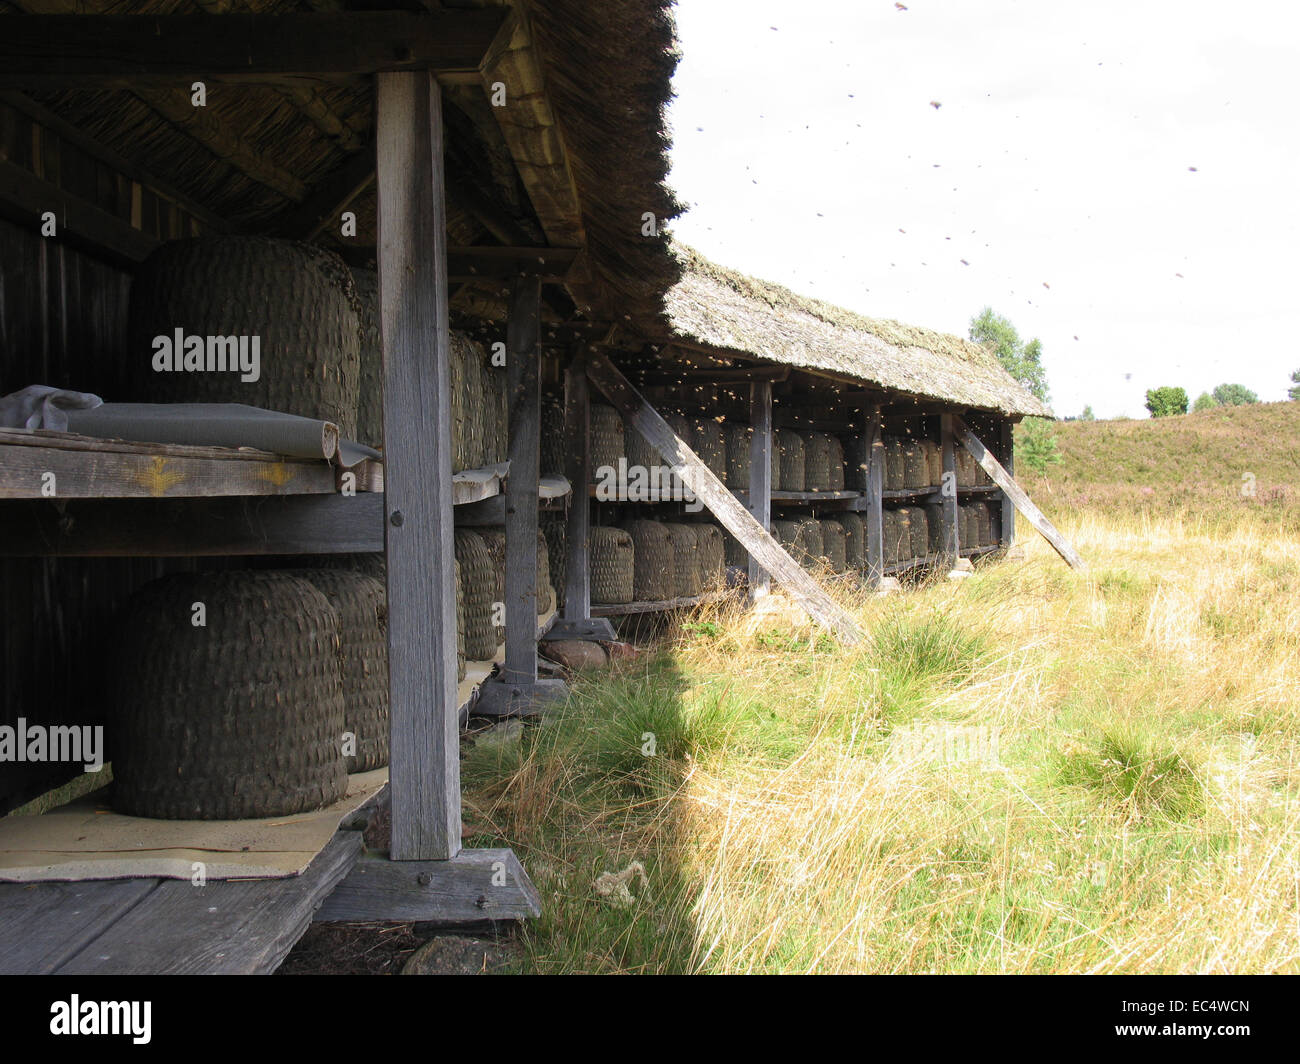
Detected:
left=1290, top=369, right=1300, bottom=401
left=1192, top=391, right=1218, bottom=412
left=1017, top=417, right=1062, bottom=473
left=1145, top=387, right=1188, bottom=418
left=1211, top=383, right=1259, bottom=406
left=1079, top=405, right=1095, bottom=421
left=969, top=307, right=1051, bottom=403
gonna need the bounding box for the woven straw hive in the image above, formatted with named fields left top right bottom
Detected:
left=691, top=418, right=728, bottom=484
left=109, top=571, right=346, bottom=820
left=475, top=529, right=556, bottom=634
left=827, top=435, right=846, bottom=490
left=795, top=517, right=823, bottom=569
left=923, top=439, right=943, bottom=486
left=481, top=354, right=509, bottom=466
left=693, top=523, right=726, bottom=587
left=892, top=508, right=915, bottom=562
left=536, top=529, right=556, bottom=616
left=663, top=412, right=694, bottom=490
left=924, top=503, right=945, bottom=554
left=840, top=512, right=866, bottom=570
left=958, top=504, right=974, bottom=548
left=127, top=237, right=361, bottom=438
left=623, top=519, right=676, bottom=600
left=908, top=507, right=929, bottom=560
left=296, top=569, right=388, bottom=773
left=449, top=331, right=486, bottom=473
left=974, top=501, right=993, bottom=547
left=725, top=422, right=752, bottom=485
left=803, top=432, right=832, bottom=491
left=625, top=413, right=658, bottom=471
left=540, top=512, right=566, bottom=610
left=882, top=510, right=900, bottom=563
left=776, top=429, right=806, bottom=491
left=820, top=519, right=847, bottom=572
left=663, top=522, right=704, bottom=596
left=884, top=437, right=906, bottom=491
left=902, top=440, right=929, bottom=489
left=590, top=525, right=635, bottom=604
left=540, top=394, right=567, bottom=478
left=591, top=404, right=626, bottom=477
left=722, top=527, right=749, bottom=569
left=455, top=559, right=466, bottom=682
left=454, top=529, right=497, bottom=661
left=349, top=267, right=383, bottom=448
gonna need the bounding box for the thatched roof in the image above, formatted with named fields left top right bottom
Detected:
left=664, top=246, right=1053, bottom=418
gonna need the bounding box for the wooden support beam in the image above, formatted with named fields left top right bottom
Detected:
left=747, top=380, right=773, bottom=599
left=641, top=366, right=792, bottom=386
left=953, top=416, right=1086, bottom=571
left=0, top=496, right=383, bottom=556
left=0, top=158, right=157, bottom=266
left=271, top=148, right=375, bottom=241
left=376, top=71, right=459, bottom=862
left=447, top=246, right=580, bottom=281
left=585, top=351, right=862, bottom=642
left=999, top=420, right=1015, bottom=548
left=313, top=848, right=540, bottom=927
left=0, top=12, right=510, bottom=87
left=940, top=414, right=960, bottom=560
left=864, top=405, right=884, bottom=582
left=503, top=275, right=542, bottom=685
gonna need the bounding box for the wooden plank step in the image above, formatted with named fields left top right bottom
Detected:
left=0, top=878, right=158, bottom=975
left=53, top=832, right=363, bottom=975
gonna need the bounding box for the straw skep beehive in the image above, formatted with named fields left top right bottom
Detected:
left=827, top=435, right=846, bottom=491
left=590, top=526, right=635, bottom=604
left=475, top=529, right=556, bottom=633
left=481, top=357, right=509, bottom=466
left=902, top=441, right=928, bottom=489
left=693, top=523, right=726, bottom=587
left=692, top=418, right=728, bottom=483
left=540, top=394, right=567, bottom=478
left=924, top=503, right=945, bottom=554
left=882, top=510, right=900, bottom=563
left=923, top=439, right=943, bottom=486
left=127, top=237, right=361, bottom=437
left=350, top=267, right=383, bottom=449
left=820, top=519, right=847, bottom=572
left=803, top=432, right=832, bottom=491
left=109, top=571, right=347, bottom=820
left=536, top=530, right=556, bottom=616
left=840, top=512, right=866, bottom=570
left=795, top=518, right=822, bottom=569
left=625, top=413, right=658, bottom=471
left=591, top=403, right=626, bottom=475
left=908, top=507, right=929, bottom=561
left=450, top=332, right=486, bottom=473
left=296, top=569, right=389, bottom=773
left=663, top=523, right=704, bottom=596
left=663, top=412, right=694, bottom=489
left=455, top=559, right=466, bottom=683
left=776, top=429, right=806, bottom=491
left=623, top=519, right=676, bottom=600
left=454, top=529, right=497, bottom=661
left=725, top=422, right=752, bottom=485
left=541, top=512, right=567, bottom=610
left=884, top=437, right=905, bottom=491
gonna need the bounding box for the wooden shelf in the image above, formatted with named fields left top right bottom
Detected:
left=588, top=484, right=862, bottom=505
left=589, top=589, right=730, bottom=617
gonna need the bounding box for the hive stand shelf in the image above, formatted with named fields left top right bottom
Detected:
left=589, top=589, right=732, bottom=617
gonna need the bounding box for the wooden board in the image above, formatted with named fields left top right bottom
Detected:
left=313, top=848, right=540, bottom=925
left=376, top=71, right=460, bottom=862
left=0, top=12, right=510, bottom=87
left=590, top=591, right=731, bottom=617
left=953, top=415, right=1085, bottom=571
left=999, top=420, right=1016, bottom=548
left=585, top=351, right=862, bottom=643
left=0, top=494, right=385, bottom=556
left=0, top=878, right=157, bottom=975
left=562, top=354, right=593, bottom=623
left=939, top=414, right=960, bottom=558
left=747, top=380, right=773, bottom=597
left=864, top=405, right=884, bottom=582
left=0, top=429, right=343, bottom=499
left=53, top=833, right=363, bottom=975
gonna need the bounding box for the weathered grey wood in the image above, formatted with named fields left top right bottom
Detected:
left=953, top=415, right=1086, bottom=571
left=747, top=380, right=773, bottom=598
left=0, top=12, right=509, bottom=87
left=0, top=878, right=158, bottom=975
left=376, top=71, right=460, bottom=861
left=53, top=833, right=363, bottom=975
left=585, top=352, right=862, bottom=643
left=313, top=847, right=540, bottom=925
left=0, top=430, right=341, bottom=499
left=562, top=353, right=592, bottom=623
left=0, top=495, right=384, bottom=556
left=1000, top=420, right=1016, bottom=548
left=590, top=591, right=731, bottom=617
left=503, top=276, right=542, bottom=685
left=940, top=413, right=960, bottom=560
left=864, top=405, right=884, bottom=582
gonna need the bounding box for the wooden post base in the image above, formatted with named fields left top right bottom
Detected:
left=473, top=677, right=569, bottom=718
left=313, top=847, right=541, bottom=927
left=543, top=618, right=617, bottom=642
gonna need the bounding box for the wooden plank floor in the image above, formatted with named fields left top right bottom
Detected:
left=0, top=831, right=363, bottom=975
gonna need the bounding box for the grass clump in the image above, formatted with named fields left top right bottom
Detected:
left=1055, top=727, right=1205, bottom=821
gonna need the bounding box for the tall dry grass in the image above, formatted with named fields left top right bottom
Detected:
left=462, top=507, right=1300, bottom=973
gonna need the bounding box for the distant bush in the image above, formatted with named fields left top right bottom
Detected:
left=1017, top=417, right=1063, bottom=473
left=1145, top=386, right=1188, bottom=418
left=1192, top=391, right=1218, bottom=412
left=1211, top=383, right=1259, bottom=406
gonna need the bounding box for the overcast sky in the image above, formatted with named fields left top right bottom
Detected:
left=665, top=0, right=1300, bottom=418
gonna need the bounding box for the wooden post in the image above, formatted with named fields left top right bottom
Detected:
left=747, top=380, right=772, bottom=599
left=940, top=412, right=959, bottom=561
left=953, top=415, right=1086, bottom=571
left=547, top=350, right=616, bottom=642
left=375, top=71, right=459, bottom=861
left=864, top=404, right=884, bottom=583
left=999, top=419, right=1015, bottom=548
left=502, top=275, right=542, bottom=685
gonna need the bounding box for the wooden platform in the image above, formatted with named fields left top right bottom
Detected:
left=589, top=589, right=732, bottom=616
